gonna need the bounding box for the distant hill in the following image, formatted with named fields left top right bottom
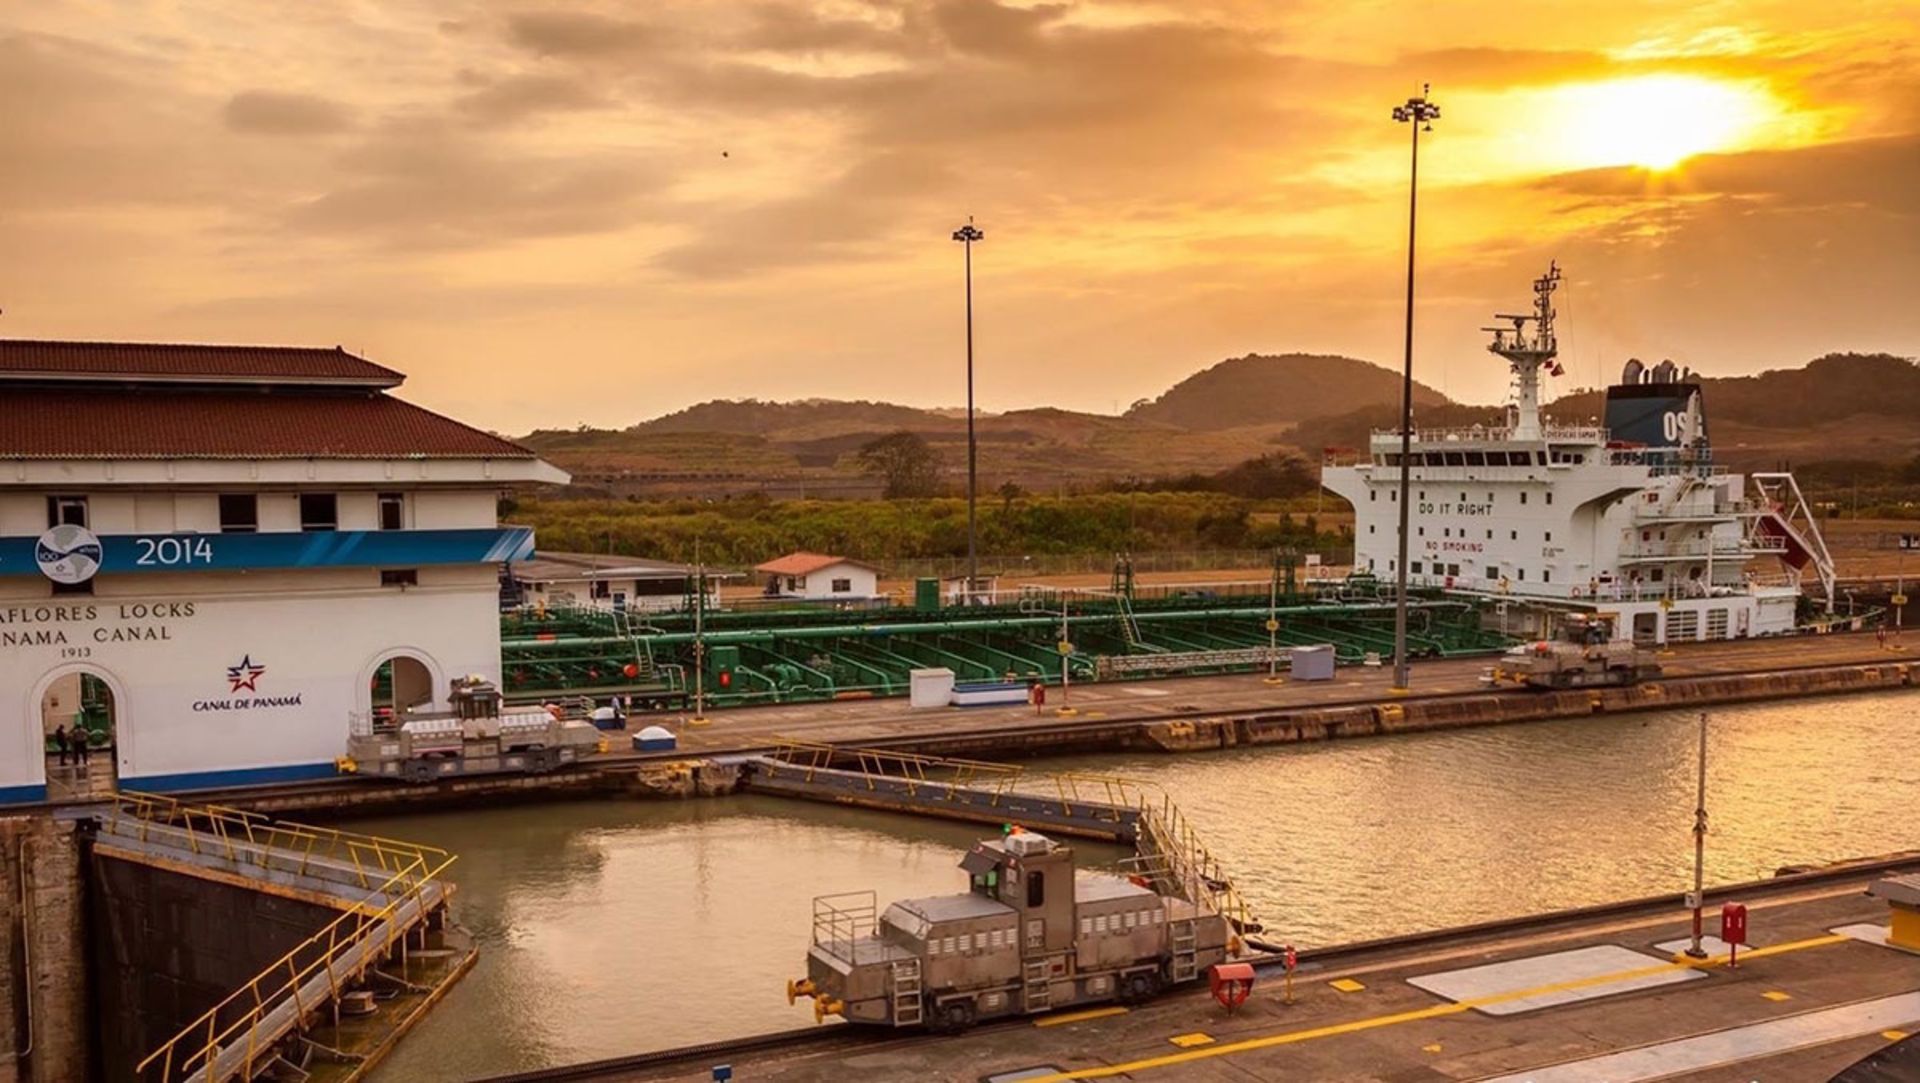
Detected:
left=518, top=350, right=1920, bottom=495
left=1545, top=353, right=1920, bottom=428
left=1125, top=354, right=1448, bottom=430
left=634, top=398, right=952, bottom=438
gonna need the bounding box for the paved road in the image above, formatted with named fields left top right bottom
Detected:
left=625, top=630, right=1913, bottom=756
left=614, top=870, right=1920, bottom=1083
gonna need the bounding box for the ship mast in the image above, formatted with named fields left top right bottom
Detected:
left=1483, top=262, right=1561, bottom=441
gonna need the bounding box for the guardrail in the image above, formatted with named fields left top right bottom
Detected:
left=116, top=793, right=457, bottom=1083
left=763, top=743, right=1261, bottom=946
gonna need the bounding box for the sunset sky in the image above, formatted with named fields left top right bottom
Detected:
left=2, top=1, right=1915, bottom=432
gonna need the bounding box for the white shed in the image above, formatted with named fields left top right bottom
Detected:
left=754, top=552, right=882, bottom=601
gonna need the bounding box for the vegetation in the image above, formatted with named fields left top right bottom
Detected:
left=855, top=431, right=944, bottom=498
left=507, top=491, right=1350, bottom=567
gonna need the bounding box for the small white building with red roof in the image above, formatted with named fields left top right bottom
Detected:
left=0, top=339, right=566, bottom=802
left=753, top=551, right=882, bottom=601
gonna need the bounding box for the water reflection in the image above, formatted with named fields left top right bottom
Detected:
left=366, top=796, right=1124, bottom=1080
left=368, top=692, right=1919, bottom=1079
left=1040, top=694, right=1920, bottom=945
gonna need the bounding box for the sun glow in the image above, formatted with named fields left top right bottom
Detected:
left=1544, top=75, right=1772, bottom=170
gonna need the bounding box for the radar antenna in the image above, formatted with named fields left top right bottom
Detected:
left=1481, top=262, right=1562, bottom=441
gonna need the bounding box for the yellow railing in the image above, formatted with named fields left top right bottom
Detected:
left=107, top=790, right=448, bottom=893
left=762, top=741, right=1261, bottom=945
left=118, top=794, right=456, bottom=1083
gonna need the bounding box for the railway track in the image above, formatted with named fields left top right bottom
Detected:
left=473, top=850, right=1920, bottom=1082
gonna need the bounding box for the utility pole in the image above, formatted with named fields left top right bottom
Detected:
left=1685, top=711, right=1709, bottom=958
left=952, top=218, right=985, bottom=605
left=1389, top=85, right=1439, bottom=691
left=690, top=540, right=709, bottom=727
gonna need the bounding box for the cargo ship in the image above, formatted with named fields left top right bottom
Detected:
left=1322, top=264, right=1836, bottom=645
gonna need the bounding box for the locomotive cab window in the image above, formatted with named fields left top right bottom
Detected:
left=1026, top=871, right=1045, bottom=908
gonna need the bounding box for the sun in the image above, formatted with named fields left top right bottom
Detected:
left=1546, top=75, right=1770, bottom=170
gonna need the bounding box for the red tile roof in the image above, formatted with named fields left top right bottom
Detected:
left=0, top=389, right=536, bottom=460
left=755, top=551, right=879, bottom=576
left=0, top=339, right=402, bottom=386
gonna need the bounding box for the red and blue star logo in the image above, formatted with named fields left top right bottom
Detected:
left=227, top=655, right=266, bottom=693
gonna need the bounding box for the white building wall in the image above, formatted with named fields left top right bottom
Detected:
left=414, top=490, right=496, bottom=529
left=801, top=564, right=878, bottom=598
left=258, top=492, right=300, bottom=531
left=176, top=493, right=220, bottom=533
left=0, top=563, right=501, bottom=798
left=338, top=491, right=378, bottom=531
left=0, top=496, right=39, bottom=536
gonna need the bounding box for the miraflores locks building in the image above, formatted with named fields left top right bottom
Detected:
left=0, top=340, right=566, bottom=801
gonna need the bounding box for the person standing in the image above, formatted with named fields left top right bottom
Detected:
left=52, top=724, right=70, bottom=767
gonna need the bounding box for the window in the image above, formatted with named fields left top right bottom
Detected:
left=1369, top=524, right=1375, bottom=534
left=1544, top=531, right=1552, bottom=542
left=831, top=577, right=852, bottom=594
left=1543, top=569, right=1552, bottom=583
left=1518, top=568, right=1526, bottom=581
left=1124, top=912, right=1137, bottom=929
left=380, top=569, right=418, bottom=588
left=1026, top=870, right=1046, bottom=908
left=928, top=938, right=942, bottom=955
left=591, top=579, right=611, bottom=599
left=378, top=492, right=406, bottom=531
left=1369, top=490, right=1376, bottom=501
left=218, top=494, right=258, bottom=533
left=46, top=495, right=88, bottom=528
left=1546, top=491, right=1554, bottom=505
left=299, top=493, right=338, bottom=531
left=1520, top=492, right=1529, bottom=505
left=1510, top=530, right=1518, bottom=540
left=1417, top=526, right=1425, bottom=536
left=1095, top=915, right=1108, bottom=933
left=1411, top=562, right=1423, bottom=574
left=943, top=937, right=956, bottom=955
left=1486, top=529, right=1493, bottom=539
left=1459, top=492, right=1466, bottom=503
left=1079, top=917, right=1091, bottom=935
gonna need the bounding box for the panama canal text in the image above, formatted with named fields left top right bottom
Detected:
left=0, top=602, right=196, bottom=648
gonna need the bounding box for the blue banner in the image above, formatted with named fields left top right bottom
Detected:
left=0, top=526, right=534, bottom=578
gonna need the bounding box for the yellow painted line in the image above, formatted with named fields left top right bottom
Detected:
left=1762, top=990, right=1792, bottom=1001
left=1422, top=1043, right=1443, bottom=1053
left=1329, top=978, right=1365, bottom=993
left=1016, top=933, right=1852, bottom=1082
left=1168, top=1033, right=1215, bottom=1048
left=1884, top=1029, right=1911, bottom=1041
left=1034, top=1006, right=1128, bottom=1028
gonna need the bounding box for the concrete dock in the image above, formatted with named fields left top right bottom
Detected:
left=211, top=631, right=1916, bottom=819
left=566, top=861, right=1920, bottom=1082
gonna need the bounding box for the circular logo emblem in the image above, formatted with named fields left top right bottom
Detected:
left=36, top=524, right=103, bottom=585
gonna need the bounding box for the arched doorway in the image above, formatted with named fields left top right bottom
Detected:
left=42, top=670, right=118, bottom=800
left=371, top=655, right=435, bottom=731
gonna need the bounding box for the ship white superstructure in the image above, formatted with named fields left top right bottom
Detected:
left=1322, top=265, right=1835, bottom=645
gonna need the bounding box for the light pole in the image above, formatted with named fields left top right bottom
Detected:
left=1685, top=711, right=1709, bottom=958
left=1389, top=85, right=1439, bottom=691
left=952, top=218, right=985, bottom=605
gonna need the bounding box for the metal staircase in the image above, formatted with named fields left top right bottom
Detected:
left=1020, top=958, right=1054, bottom=1013
left=890, top=958, right=924, bottom=1026
left=1169, top=920, right=1199, bottom=982
left=102, top=793, right=466, bottom=1083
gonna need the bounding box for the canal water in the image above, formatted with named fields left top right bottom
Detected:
left=367, top=691, right=1920, bottom=1080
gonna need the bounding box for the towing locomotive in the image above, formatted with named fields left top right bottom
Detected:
left=788, top=829, right=1237, bottom=1031
left=338, top=675, right=606, bottom=782
left=1490, top=613, right=1663, bottom=689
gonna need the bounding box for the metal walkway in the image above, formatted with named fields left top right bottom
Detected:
left=97, top=793, right=459, bottom=1083
left=747, top=741, right=1262, bottom=942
